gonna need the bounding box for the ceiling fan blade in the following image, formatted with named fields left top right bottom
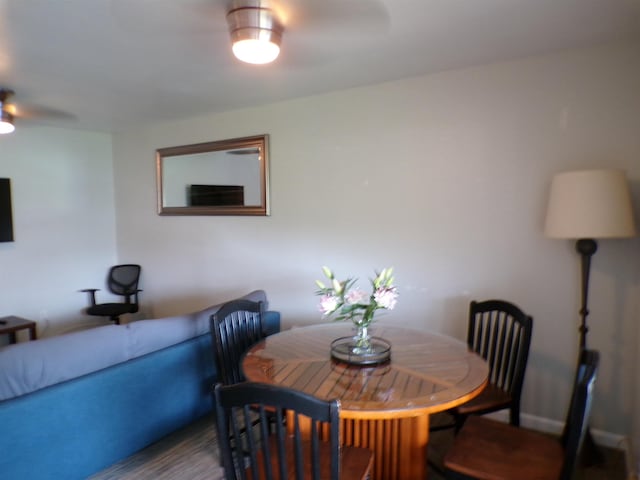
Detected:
left=13, top=104, right=77, bottom=122
left=0, top=88, right=15, bottom=104
left=281, top=0, right=390, bottom=34
left=109, top=0, right=389, bottom=38
left=1, top=88, right=76, bottom=123
left=109, top=0, right=227, bottom=35
left=274, top=0, right=390, bottom=68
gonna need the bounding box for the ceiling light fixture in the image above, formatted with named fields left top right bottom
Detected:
left=227, top=4, right=283, bottom=65
left=0, top=89, right=16, bottom=134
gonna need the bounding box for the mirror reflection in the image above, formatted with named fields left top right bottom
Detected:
left=156, top=134, right=270, bottom=216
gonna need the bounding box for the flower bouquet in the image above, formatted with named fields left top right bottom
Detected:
left=315, top=266, right=398, bottom=356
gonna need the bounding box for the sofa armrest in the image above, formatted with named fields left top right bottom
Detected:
left=263, top=311, right=280, bottom=337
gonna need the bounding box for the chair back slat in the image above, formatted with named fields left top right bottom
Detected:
left=274, top=408, right=287, bottom=480
left=498, top=314, right=512, bottom=384
left=311, top=421, right=320, bottom=480
left=257, top=405, right=274, bottom=480
left=293, top=413, right=304, bottom=480
left=214, top=382, right=344, bottom=480
left=494, top=316, right=516, bottom=388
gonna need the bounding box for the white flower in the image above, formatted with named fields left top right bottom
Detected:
left=318, top=295, right=339, bottom=315
left=374, top=287, right=398, bottom=310
left=345, top=288, right=368, bottom=305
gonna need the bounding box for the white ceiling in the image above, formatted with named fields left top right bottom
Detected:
left=1, top=0, right=639, bottom=133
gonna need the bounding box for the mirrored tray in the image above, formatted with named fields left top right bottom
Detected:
left=330, top=336, right=391, bottom=366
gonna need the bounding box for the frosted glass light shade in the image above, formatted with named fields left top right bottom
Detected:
left=544, top=169, right=636, bottom=239
left=232, top=37, right=280, bottom=64
left=0, top=110, right=14, bottom=134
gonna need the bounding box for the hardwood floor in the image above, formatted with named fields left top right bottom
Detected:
left=89, top=415, right=224, bottom=480
left=90, top=413, right=627, bottom=480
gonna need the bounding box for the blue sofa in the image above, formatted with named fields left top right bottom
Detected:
left=0, top=290, right=280, bottom=480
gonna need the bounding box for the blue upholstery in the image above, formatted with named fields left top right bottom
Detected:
left=0, top=294, right=280, bottom=480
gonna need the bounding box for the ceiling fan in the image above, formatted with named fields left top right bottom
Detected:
left=109, top=0, right=390, bottom=65
left=0, top=88, right=76, bottom=133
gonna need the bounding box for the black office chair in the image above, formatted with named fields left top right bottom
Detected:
left=210, top=299, right=266, bottom=386
left=80, top=264, right=142, bottom=325
left=432, top=299, right=533, bottom=433
left=214, top=382, right=374, bottom=480
left=442, top=349, right=599, bottom=480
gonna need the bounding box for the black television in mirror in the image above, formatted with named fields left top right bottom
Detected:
left=0, top=178, right=14, bottom=242
left=188, top=184, right=244, bottom=207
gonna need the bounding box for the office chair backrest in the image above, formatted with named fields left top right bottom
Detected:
left=469, top=300, right=533, bottom=400
left=210, top=299, right=265, bottom=385
left=214, top=382, right=341, bottom=480
left=107, top=264, right=141, bottom=298
left=560, top=349, right=599, bottom=480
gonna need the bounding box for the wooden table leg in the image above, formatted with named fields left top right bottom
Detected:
left=341, top=414, right=429, bottom=480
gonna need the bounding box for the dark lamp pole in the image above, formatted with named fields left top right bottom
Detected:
left=576, top=238, right=597, bottom=351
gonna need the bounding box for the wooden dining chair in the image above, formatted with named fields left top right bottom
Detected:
left=432, top=299, right=533, bottom=433
left=442, top=349, right=599, bottom=480
left=214, top=382, right=374, bottom=480
left=210, top=299, right=279, bottom=462
left=210, top=299, right=266, bottom=386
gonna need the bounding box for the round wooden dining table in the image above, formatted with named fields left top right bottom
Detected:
left=242, top=323, right=489, bottom=480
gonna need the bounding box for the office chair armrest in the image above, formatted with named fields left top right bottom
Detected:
left=79, top=289, right=100, bottom=306
left=123, top=289, right=143, bottom=305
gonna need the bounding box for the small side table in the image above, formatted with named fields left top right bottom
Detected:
left=0, top=316, right=38, bottom=344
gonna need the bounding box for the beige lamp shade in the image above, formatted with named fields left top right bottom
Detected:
left=544, top=169, right=636, bottom=239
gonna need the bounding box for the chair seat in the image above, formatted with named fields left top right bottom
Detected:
left=454, top=383, right=512, bottom=416
left=443, top=416, right=564, bottom=480
left=86, top=303, right=137, bottom=316
left=250, top=436, right=373, bottom=480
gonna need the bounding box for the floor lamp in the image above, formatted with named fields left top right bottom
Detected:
left=544, top=168, right=636, bottom=464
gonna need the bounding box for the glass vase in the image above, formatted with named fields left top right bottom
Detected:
left=352, top=324, right=372, bottom=355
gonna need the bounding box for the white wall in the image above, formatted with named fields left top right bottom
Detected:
left=112, top=42, right=640, bottom=446
left=0, top=126, right=116, bottom=337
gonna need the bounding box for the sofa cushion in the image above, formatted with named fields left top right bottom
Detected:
left=0, top=325, right=128, bottom=402
left=0, top=290, right=269, bottom=401
left=125, top=289, right=268, bottom=358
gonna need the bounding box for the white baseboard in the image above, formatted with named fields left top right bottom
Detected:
left=484, top=411, right=636, bottom=479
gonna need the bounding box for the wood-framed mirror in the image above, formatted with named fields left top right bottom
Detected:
left=156, top=134, right=270, bottom=216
